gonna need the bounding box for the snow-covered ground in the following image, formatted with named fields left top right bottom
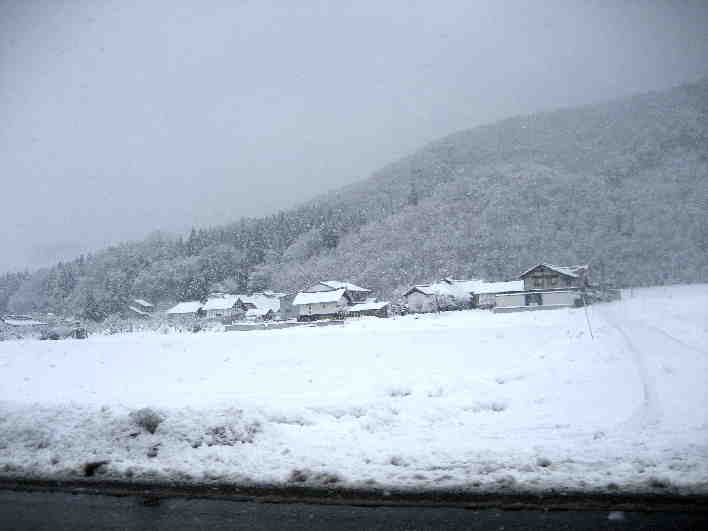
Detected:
left=1, top=284, right=707, bottom=494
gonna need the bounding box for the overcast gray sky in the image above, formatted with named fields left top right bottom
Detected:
left=1, top=0, right=707, bottom=273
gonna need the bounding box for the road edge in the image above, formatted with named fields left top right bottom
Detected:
left=1, top=478, right=707, bottom=512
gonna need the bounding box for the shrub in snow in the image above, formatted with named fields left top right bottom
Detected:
left=205, top=421, right=261, bottom=446
left=388, top=387, right=412, bottom=398
left=287, top=468, right=341, bottom=485
left=495, top=475, right=517, bottom=488
left=147, top=444, right=160, bottom=458
left=389, top=455, right=408, bottom=467
left=130, top=408, right=164, bottom=434
left=83, top=460, right=110, bottom=477
left=289, top=469, right=309, bottom=483
left=647, top=476, right=672, bottom=489
left=536, top=456, right=552, bottom=468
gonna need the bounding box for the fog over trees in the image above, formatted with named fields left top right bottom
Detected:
left=2, top=1, right=708, bottom=274
left=1, top=80, right=707, bottom=320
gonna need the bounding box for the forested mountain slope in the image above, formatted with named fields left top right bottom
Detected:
left=2, top=80, right=707, bottom=319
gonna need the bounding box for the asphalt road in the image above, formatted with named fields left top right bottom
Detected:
left=2, top=490, right=707, bottom=530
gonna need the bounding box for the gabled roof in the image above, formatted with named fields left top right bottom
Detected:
left=293, top=288, right=348, bottom=306
left=2, top=318, right=47, bottom=327
left=404, top=279, right=482, bottom=299
left=308, top=281, right=371, bottom=293
left=519, top=263, right=588, bottom=279
left=262, top=290, right=287, bottom=298
left=239, top=293, right=281, bottom=312
left=472, top=280, right=524, bottom=294
left=133, top=298, right=153, bottom=308
left=246, top=308, right=274, bottom=318
left=203, top=295, right=242, bottom=311
left=166, top=301, right=203, bottom=315
left=347, top=300, right=390, bottom=312
left=403, top=285, right=440, bottom=297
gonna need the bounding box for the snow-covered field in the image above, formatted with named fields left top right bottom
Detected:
left=1, top=284, right=707, bottom=494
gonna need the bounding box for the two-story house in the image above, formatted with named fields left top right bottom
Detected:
left=494, top=264, right=589, bottom=311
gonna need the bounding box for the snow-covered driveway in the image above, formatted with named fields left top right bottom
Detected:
left=1, top=285, right=707, bottom=493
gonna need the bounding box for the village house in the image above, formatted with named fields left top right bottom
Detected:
left=304, top=281, right=372, bottom=303
left=202, top=294, right=247, bottom=321
left=403, top=278, right=483, bottom=313
left=133, top=299, right=154, bottom=312
left=471, top=280, right=525, bottom=309
left=245, top=308, right=275, bottom=321
left=127, top=298, right=154, bottom=319
left=240, top=292, right=283, bottom=315
left=292, top=288, right=351, bottom=321
left=519, top=264, right=589, bottom=291
left=494, top=264, right=589, bottom=312
left=345, top=300, right=391, bottom=318
left=403, top=285, right=446, bottom=313
left=404, top=278, right=534, bottom=312
left=166, top=301, right=204, bottom=320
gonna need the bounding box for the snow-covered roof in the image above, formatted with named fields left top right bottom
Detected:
left=311, top=281, right=371, bottom=293
left=442, top=279, right=488, bottom=298
left=262, top=290, right=287, bottom=298
left=128, top=306, right=151, bottom=316
left=239, top=293, right=281, bottom=313
left=293, top=288, right=348, bottom=306
left=497, top=289, right=579, bottom=295
left=404, top=285, right=439, bottom=297
left=519, top=263, right=588, bottom=279
left=203, top=295, right=241, bottom=311
left=133, top=299, right=153, bottom=308
left=2, top=318, right=47, bottom=327
left=347, top=300, right=390, bottom=312
left=404, top=279, right=482, bottom=299
left=246, top=308, right=273, bottom=318
left=472, top=280, right=525, bottom=294
left=166, top=301, right=203, bottom=315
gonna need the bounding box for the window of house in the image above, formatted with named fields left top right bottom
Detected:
left=525, top=292, right=543, bottom=306
left=551, top=276, right=557, bottom=286
left=534, top=277, right=542, bottom=287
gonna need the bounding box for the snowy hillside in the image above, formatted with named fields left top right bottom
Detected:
left=4, top=80, right=708, bottom=318
left=1, top=285, right=707, bottom=494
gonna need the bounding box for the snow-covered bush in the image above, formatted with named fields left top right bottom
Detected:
left=130, top=408, right=164, bottom=434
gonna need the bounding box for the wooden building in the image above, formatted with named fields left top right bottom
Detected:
left=403, top=279, right=482, bottom=313
left=345, top=300, right=391, bottom=318
left=202, top=294, right=247, bottom=320
left=292, top=288, right=351, bottom=321
left=471, top=281, right=524, bottom=309
left=166, top=301, right=204, bottom=320
left=304, top=281, right=372, bottom=303
left=132, top=299, right=155, bottom=312
left=518, top=264, right=589, bottom=291
left=494, top=264, right=589, bottom=312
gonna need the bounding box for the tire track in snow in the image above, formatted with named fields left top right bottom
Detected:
left=595, top=305, right=662, bottom=434
left=643, top=324, right=708, bottom=357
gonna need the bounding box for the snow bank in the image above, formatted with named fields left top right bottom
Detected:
left=1, top=284, right=707, bottom=493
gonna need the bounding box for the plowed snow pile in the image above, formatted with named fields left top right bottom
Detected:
left=1, top=285, right=707, bottom=493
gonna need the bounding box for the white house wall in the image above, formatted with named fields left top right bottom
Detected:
left=496, top=293, right=526, bottom=308
left=405, top=292, right=437, bottom=313
left=297, top=298, right=347, bottom=317
left=543, top=291, right=580, bottom=306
